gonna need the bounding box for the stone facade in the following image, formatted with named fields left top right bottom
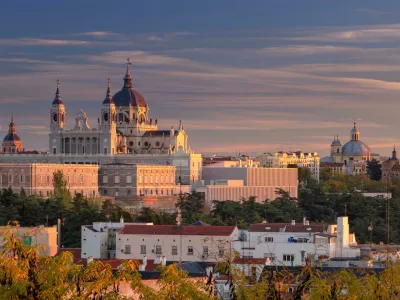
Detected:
left=255, top=151, right=320, bottom=181
left=99, top=164, right=176, bottom=197
left=0, top=163, right=99, bottom=198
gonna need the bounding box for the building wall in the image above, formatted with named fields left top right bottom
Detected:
left=255, top=152, right=320, bottom=181
left=206, top=185, right=297, bottom=202
left=81, top=226, right=108, bottom=259
left=116, top=231, right=238, bottom=262
left=99, top=164, right=176, bottom=197
left=0, top=163, right=98, bottom=198
left=0, top=225, right=58, bottom=256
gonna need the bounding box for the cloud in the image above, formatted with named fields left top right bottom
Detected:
left=0, top=38, right=91, bottom=46
left=255, top=45, right=361, bottom=56
left=290, top=24, right=400, bottom=43
left=76, top=31, right=121, bottom=38
left=148, top=35, right=164, bottom=42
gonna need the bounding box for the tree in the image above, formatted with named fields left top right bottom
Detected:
left=366, top=159, right=382, bottom=181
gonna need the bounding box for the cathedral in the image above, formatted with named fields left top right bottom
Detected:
left=49, top=60, right=190, bottom=156
left=0, top=60, right=202, bottom=188
left=322, top=123, right=380, bottom=175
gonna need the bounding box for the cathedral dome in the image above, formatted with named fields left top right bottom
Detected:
left=341, top=140, right=371, bottom=156
left=112, top=88, right=147, bottom=107
left=112, top=60, right=147, bottom=108
left=3, top=132, right=21, bottom=142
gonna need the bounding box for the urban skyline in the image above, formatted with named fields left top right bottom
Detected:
left=1, top=1, right=400, bottom=156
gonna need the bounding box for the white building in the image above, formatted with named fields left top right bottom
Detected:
left=255, top=151, right=320, bottom=181
left=81, top=219, right=153, bottom=259
left=233, top=217, right=359, bottom=267
left=116, top=224, right=238, bottom=263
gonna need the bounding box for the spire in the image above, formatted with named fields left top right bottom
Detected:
left=103, top=78, right=114, bottom=104
left=8, top=114, right=16, bottom=134
left=123, top=58, right=133, bottom=88
left=392, top=145, right=398, bottom=161
left=52, top=79, right=63, bottom=105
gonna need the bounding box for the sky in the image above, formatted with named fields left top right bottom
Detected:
left=1, top=1, right=400, bottom=157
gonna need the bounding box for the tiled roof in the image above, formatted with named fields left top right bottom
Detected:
left=232, top=258, right=266, bottom=264
left=249, top=223, right=287, bottom=232
left=320, top=162, right=344, bottom=167
left=119, top=225, right=236, bottom=236
left=285, top=224, right=325, bottom=233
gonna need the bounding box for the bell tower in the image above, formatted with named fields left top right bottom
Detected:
left=49, top=79, right=66, bottom=154
left=100, top=79, right=117, bottom=155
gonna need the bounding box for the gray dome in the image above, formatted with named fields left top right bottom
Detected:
left=342, top=140, right=371, bottom=156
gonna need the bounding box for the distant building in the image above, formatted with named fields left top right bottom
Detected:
left=382, top=147, right=399, bottom=183
left=1, top=115, right=23, bottom=154
left=0, top=225, right=58, bottom=256
left=320, top=162, right=345, bottom=178
left=255, top=151, right=320, bottom=181
left=200, top=166, right=298, bottom=202
left=0, top=163, right=99, bottom=197
left=322, top=123, right=380, bottom=175
left=116, top=224, right=238, bottom=263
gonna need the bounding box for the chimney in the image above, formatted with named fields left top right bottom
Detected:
left=291, top=220, right=295, bottom=225
left=303, top=217, right=306, bottom=225
left=57, top=218, right=62, bottom=251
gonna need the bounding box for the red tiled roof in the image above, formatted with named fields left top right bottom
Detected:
left=119, top=225, right=236, bottom=236
left=56, top=248, right=81, bottom=259
left=232, top=258, right=266, bottom=264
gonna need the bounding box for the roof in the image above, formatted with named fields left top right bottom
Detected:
left=232, top=258, right=266, bottom=264
left=3, top=133, right=21, bottom=142
left=119, top=225, right=236, bottom=236
left=342, top=140, right=371, bottom=156
left=249, top=222, right=325, bottom=233
left=249, top=223, right=288, bottom=232
left=320, top=162, right=344, bottom=167
left=113, top=88, right=147, bottom=107
left=191, top=220, right=211, bottom=226
left=142, top=130, right=177, bottom=137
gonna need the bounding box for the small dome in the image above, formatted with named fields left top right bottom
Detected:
left=342, top=140, right=371, bottom=156
left=3, top=132, right=21, bottom=142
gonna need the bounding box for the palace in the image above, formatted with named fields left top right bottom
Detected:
left=0, top=61, right=202, bottom=196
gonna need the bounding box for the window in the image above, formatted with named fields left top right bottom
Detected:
left=144, top=176, right=147, bottom=184
left=8, top=174, right=13, bottom=183
left=80, top=175, right=84, bottom=184
left=203, top=246, right=208, bottom=257
left=125, top=245, right=131, bottom=254
left=155, top=245, right=162, bottom=255
left=139, top=176, right=142, bottom=184
left=140, top=245, right=146, bottom=254
left=283, top=254, right=294, bottom=262
left=115, top=175, right=120, bottom=184
left=20, top=175, right=24, bottom=184
left=127, top=175, right=132, bottom=184
left=172, top=246, right=178, bottom=256
left=264, top=253, right=276, bottom=261
left=218, top=247, right=224, bottom=257
left=104, top=148, right=107, bottom=155
left=103, top=175, right=108, bottom=184
left=265, top=237, right=273, bottom=243
left=187, top=246, right=193, bottom=255
left=150, top=176, right=153, bottom=184
left=67, top=175, right=70, bottom=183
left=46, top=175, right=50, bottom=185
